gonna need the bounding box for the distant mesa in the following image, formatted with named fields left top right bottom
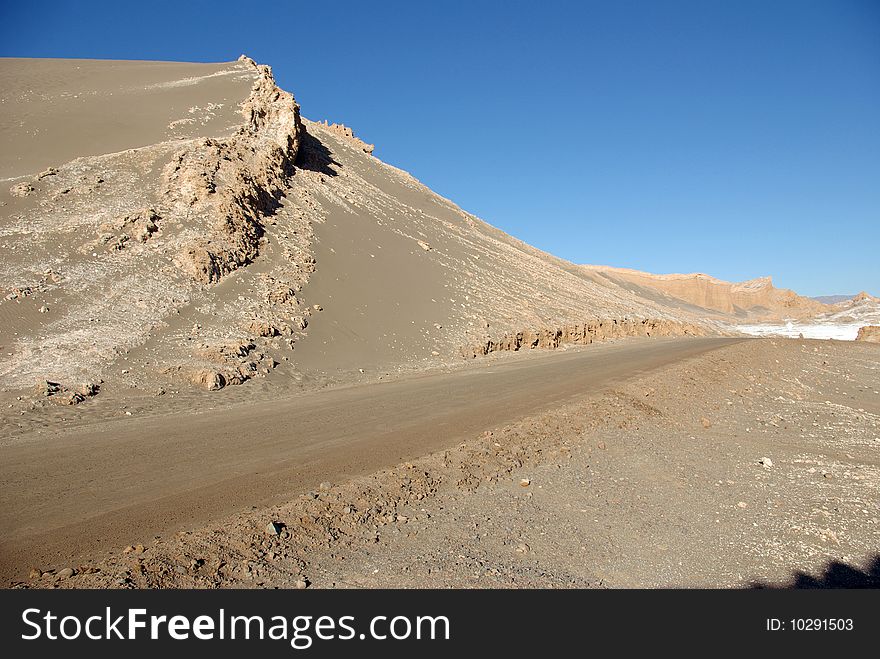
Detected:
left=581, top=265, right=828, bottom=321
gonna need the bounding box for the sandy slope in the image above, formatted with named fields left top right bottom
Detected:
left=0, top=58, right=255, bottom=180
left=288, top=120, right=710, bottom=384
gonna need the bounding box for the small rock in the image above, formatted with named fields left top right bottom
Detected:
left=78, top=382, right=100, bottom=397
left=9, top=182, right=34, bottom=197
left=295, top=578, right=309, bottom=589
left=823, top=472, right=833, bottom=479
left=57, top=567, right=75, bottom=580
left=700, top=417, right=712, bottom=429
left=737, top=501, right=748, bottom=509
left=40, top=380, right=63, bottom=396
left=758, top=457, right=773, bottom=469
left=519, top=478, right=531, bottom=487
left=515, top=543, right=530, bottom=553
left=597, top=441, right=607, bottom=450
left=265, top=521, right=283, bottom=536
left=29, top=568, right=42, bottom=580
left=312, top=304, right=323, bottom=311
left=319, top=481, right=332, bottom=491
left=39, top=306, right=49, bottom=313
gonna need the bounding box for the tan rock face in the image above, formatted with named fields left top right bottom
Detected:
left=856, top=326, right=880, bottom=343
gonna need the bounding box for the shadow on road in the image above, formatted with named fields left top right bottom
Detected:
left=751, top=555, right=880, bottom=589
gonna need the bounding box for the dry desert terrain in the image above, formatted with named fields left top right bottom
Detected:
left=1, top=57, right=877, bottom=588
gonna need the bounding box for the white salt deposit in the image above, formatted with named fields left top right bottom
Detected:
left=737, top=322, right=861, bottom=341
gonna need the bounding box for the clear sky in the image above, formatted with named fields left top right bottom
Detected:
left=2, top=0, right=878, bottom=295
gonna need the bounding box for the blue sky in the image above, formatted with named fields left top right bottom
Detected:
left=2, top=0, right=878, bottom=295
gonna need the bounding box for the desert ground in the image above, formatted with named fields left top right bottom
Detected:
left=4, top=337, right=878, bottom=588
left=1, top=57, right=878, bottom=588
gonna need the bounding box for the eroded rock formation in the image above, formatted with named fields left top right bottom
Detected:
left=163, top=56, right=303, bottom=284
left=461, top=318, right=707, bottom=358
left=316, top=120, right=374, bottom=154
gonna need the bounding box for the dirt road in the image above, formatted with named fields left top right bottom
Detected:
left=0, top=337, right=739, bottom=580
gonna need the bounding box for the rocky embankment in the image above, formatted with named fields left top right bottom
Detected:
left=461, top=318, right=707, bottom=358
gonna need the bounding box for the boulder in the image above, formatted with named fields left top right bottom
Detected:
left=856, top=326, right=880, bottom=343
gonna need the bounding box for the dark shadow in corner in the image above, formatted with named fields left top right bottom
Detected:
left=295, top=128, right=341, bottom=177
left=751, top=555, right=880, bottom=589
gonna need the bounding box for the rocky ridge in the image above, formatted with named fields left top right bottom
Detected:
left=583, top=266, right=830, bottom=320
left=164, top=56, right=303, bottom=284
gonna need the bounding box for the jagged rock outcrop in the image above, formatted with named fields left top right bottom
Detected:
left=317, top=120, right=374, bottom=154
left=856, top=326, right=880, bottom=343
left=461, top=318, right=706, bottom=358
left=163, top=56, right=303, bottom=284
left=34, top=380, right=100, bottom=405
left=165, top=339, right=277, bottom=390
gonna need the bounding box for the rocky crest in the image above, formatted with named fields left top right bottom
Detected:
left=162, top=56, right=303, bottom=284
left=316, top=120, right=374, bottom=154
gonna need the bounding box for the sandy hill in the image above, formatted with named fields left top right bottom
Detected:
left=582, top=265, right=831, bottom=321
left=0, top=56, right=714, bottom=412
left=822, top=291, right=880, bottom=326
